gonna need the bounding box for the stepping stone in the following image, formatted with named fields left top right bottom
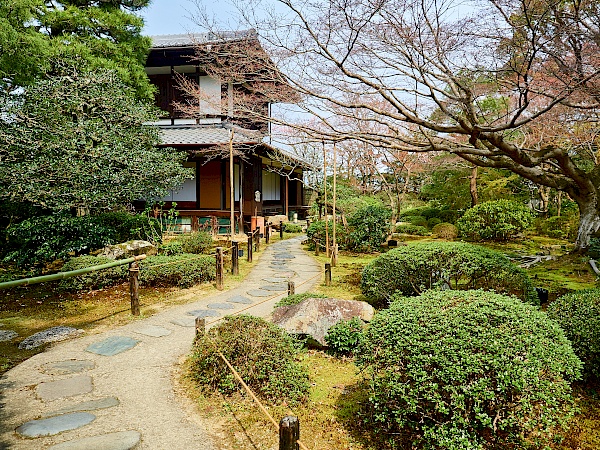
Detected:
left=47, top=430, right=141, bottom=450
left=171, top=317, right=196, bottom=327
left=262, top=277, right=290, bottom=283
left=37, top=375, right=93, bottom=401
left=86, top=336, right=139, bottom=357
left=273, top=254, right=294, bottom=260
left=132, top=325, right=171, bottom=338
left=259, top=284, right=288, bottom=291
left=247, top=289, right=273, bottom=297
left=207, top=303, right=235, bottom=310
left=0, top=330, right=17, bottom=342
left=43, top=397, right=120, bottom=418
left=19, top=327, right=84, bottom=350
left=227, top=295, right=253, bottom=304
left=186, top=309, right=220, bottom=318
left=270, top=260, right=288, bottom=266
left=16, top=412, right=96, bottom=438
left=41, top=360, right=95, bottom=376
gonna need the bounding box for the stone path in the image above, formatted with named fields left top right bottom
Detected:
left=0, top=236, right=320, bottom=449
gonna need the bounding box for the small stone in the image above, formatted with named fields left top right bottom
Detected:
left=259, top=284, right=288, bottom=291
left=207, top=303, right=235, bottom=310
left=47, top=431, right=141, bottom=450
left=186, top=309, right=220, bottom=318
left=19, top=327, right=84, bottom=350
left=227, top=295, right=253, bottom=304
left=132, top=325, right=171, bottom=338
left=247, top=289, right=273, bottom=297
left=0, top=330, right=18, bottom=342
left=41, top=360, right=95, bottom=376
left=16, top=412, right=96, bottom=438
left=171, top=317, right=196, bottom=327
left=37, top=375, right=93, bottom=401
left=43, top=397, right=120, bottom=418
left=86, top=336, right=139, bottom=357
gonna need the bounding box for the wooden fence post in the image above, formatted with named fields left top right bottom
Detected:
left=306, top=218, right=311, bottom=228
left=265, top=222, right=270, bottom=244
left=325, top=263, right=332, bottom=286
left=280, top=220, right=284, bottom=240
left=314, top=239, right=320, bottom=256
left=247, top=232, right=253, bottom=262
left=255, top=229, right=260, bottom=252
left=216, top=247, right=224, bottom=290
left=279, top=416, right=300, bottom=450
left=331, top=243, right=338, bottom=267
left=195, top=317, right=205, bottom=336
left=129, top=261, right=140, bottom=316
left=232, top=241, right=239, bottom=275
left=288, top=281, right=295, bottom=296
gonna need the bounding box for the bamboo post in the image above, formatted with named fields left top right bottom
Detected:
left=323, top=142, right=329, bottom=258
left=331, top=243, right=338, bottom=267
left=332, top=142, right=337, bottom=265
left=255, top=229, right=260, bottom=252
left=247, top=232, right=253, bottom=262
left=325, top=263, right=332, bottom=286
left=232, top=241, right=239, bottom=275
left=216, top=247, right=224, bottom=290
left=279, top=416, right=300, bottom=450
left=280, top=220, right=284, bottom=240
left=129, top=261, right=140, bottom=316
left=229, top=130, right=235, bottom=239
left=288, top=281, right=295, bottom=296
left=195, top=317, right=205, bottom=336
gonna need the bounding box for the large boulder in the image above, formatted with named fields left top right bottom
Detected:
left=101, top=240, right=156, bottom=260
left=272, top=297, right=374, bottom=347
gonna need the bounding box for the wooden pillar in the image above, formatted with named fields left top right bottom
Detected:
left=279, top=416, right=300, bottom=450
left=129, top=261, right=140, bottom=316
left=285, top=178, right=289, bottom=218
left=216, top=247, right=224, bottom=290
left=232, top=241, right=239, bottom=275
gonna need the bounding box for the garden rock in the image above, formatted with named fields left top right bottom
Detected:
left=101, top=240, right=157, bottom=260
left=19, top=327, right=84, bottom=350
left=273, top=297, right=374, bottom=346
left=0, top=330, right=18, bottom=342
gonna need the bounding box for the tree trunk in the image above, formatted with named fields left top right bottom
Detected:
left=574, top=198, right=600, bottom=251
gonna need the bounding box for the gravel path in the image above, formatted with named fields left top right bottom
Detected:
left=0, top=236, right=320, bottom=449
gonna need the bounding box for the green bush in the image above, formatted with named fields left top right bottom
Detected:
left=346, top=205, right=391, bottom=252
left=189, top=315, right=310, bottom=406
left=589, top=238, right=600, bottom=260
left=306, top=220, right=347, bottom=251
left=58, top=256, right=127, bottom=291
left=438, top=209, right=460, bottom=224
left=275, top=292, right=327, bottom=307
left=361, top=241, right=538, bottom=307
left=324, top=317, right=365, bottom=357
left=431, top=222, right=458, bottom=240
left=547, top=289, right=600, bottom=380
left=93, top=212, right=162, bottom=243
left=402, top=215, right=428, bottom=227
left=427, top=217, right=442, bottom=228
left=394, top=224, right=431, bottom=236
left=457, top=200, right=534, bottom=241
left=400, top=206, right=441, bottom=220
left=534, top=215, right=579, bottom=240
left=139, top=254, right=215, bottom=288
left=158, top=240, right=184, bottom=256
left=179, top=231, right=213, bottom=254
left=283, top=222, right=303, bottom=233
left=356, top=290, right=582, bottom=449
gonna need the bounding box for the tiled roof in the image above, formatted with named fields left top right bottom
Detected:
left=150, top=31, right=256, bottom=49
left=158, top=125, right=263, bottom=146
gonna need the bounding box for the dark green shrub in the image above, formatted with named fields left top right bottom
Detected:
left=179, top=231, right=213, bottom=254
left=589, top=238, right=600, bottom=260
left=324, top=317, right=365, bottom=357
left=547, top=289, right=600, bottom=380
left=431, top=222, right=458, bottom=240
left=400, top=206, right=441, bottom=220
left=189, top=315, right=310, bottom=406
left=427, top=217, right=442, bottom=228
left=4, top=214, right=114, bottom=267
left=93, top=212, right=162, bottom=243
left=361, top=241, right=538, bottom=306
left=457, top=200, right=534, bottom=241
left=158, top=240, right=184, bottom=256
left=402, top=215, right=428, bottom=227
left=394, top=224, right=430, bottom=236
left=356, top=290, right=582, bottom=449
left=275, top=292, right=327, bottom=307
left=139, top=254, right=215, bottom=288
left=347, top=205, right=391, bottom=252
left=306, top=220, right=348, bottom=251
left=283, top=222, right=303, bottom=233
left=58, top=256, right=127, bottom=291
left=438, top=209, right=460, bottom=224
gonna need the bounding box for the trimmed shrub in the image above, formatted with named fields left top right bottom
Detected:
left=438, top=209, right=460, bottom=224
left=547, top=289, right=600, bottom=380
left=346, top=205, right=391, bottom=252
left=189, top=315, right=310, bottom=406
left=356, top=290, right=582, bottom=450
left=324, top=317, right=365, bottom=357
left=457, top=200, right=533, bottom=241
left=283, top=222, right=303, bottom=233
left=306, top=220, right=348, bottom=251
left=400, top=206, right=441, bottom=220
left=402, top=215, right=428, bottom=227
left=179, top=231, right=213, bottom=254
left=394, top=224, right=431, bottom=236
left=158, top=240, right=184, bottom=256
left=93, top=212, right=162, bottom=244
left=58, top=256, right=127, bottom=291
left=431, top=222, right=458, bottom=240
left=275, top=292, right=327, bottom=307
left=361, top=241, right=538, bottom=306
left=139, top=254, right=215, bottom=288
left=427, top=217, right=442, bottom=228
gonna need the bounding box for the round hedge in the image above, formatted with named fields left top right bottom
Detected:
left=547, top=289, right=600, bottom=380
left=432, top=222, right=458, bottom=240
left=189, top=315, right=309, bottom=406
left=456, top=200, right=533, bottom=241
left=356, top=290, right=582, bottom=449
left=361, top=241, right=538, bottom=306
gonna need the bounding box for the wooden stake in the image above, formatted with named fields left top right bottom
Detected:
left=279, top=416, right=300, bottom=450
left=216, top=247, right=224, bottom=290
left=325, top=263, right=332, bottom=286
left=323, top=142, right=329, bottom=258
left=247, top=232, right=253, bottom=262
left=129, top=261, right=140, bottom=316
left=232, top=241, right=239, bottom=275
left=195, top=317, right=205, bottom=336
left=229, top=130, right=235, bottom=239
left=332, top=142, right=337, bottom=265
left=288, top=281, right=295, bottom=296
